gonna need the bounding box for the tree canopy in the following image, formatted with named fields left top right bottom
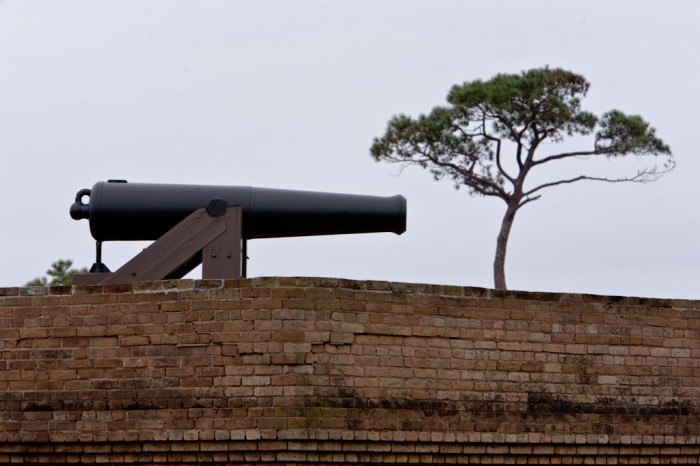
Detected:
left=26, top=259, right=88, bottom=287
left=371, top=67, right=674, bottom=289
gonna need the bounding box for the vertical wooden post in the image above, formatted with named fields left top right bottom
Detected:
left=202, top=206, right=242, bottom=279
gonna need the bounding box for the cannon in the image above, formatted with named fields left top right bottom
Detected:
left=70, top=180, right=406, bottom=285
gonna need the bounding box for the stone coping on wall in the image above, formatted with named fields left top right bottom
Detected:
left=1, top=276, right=698, bottom=308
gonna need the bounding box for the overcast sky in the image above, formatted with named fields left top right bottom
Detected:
left=1, top=0, right=697, bottom=299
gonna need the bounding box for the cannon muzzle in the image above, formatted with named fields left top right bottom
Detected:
left=71, top=180, right=406, bottom=242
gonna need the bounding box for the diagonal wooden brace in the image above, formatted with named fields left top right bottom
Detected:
left=94, top=205, right=242, bottom=285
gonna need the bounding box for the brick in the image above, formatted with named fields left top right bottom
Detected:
left=90, top=337, right=119, bottom=347
left=330, top=332, right=355, bottom=344
left=179, top=334, right=212, bottom=346
left=120, top=335, right=150, bottom=346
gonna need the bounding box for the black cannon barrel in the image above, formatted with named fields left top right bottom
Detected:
left=70, top=180, right=407, bottom=242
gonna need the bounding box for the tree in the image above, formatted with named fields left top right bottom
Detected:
left=26, top=259, right=88, bottom=286
left=370, top=67, right=674, bottom=290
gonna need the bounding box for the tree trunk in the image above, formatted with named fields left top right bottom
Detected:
left=493, top=202, right=519, bottom=290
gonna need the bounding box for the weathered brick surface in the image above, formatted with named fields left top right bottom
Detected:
left=0, top=277, right=699, bottom=463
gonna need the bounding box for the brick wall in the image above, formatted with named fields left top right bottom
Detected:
left=0, top=277, right=699, bottom=464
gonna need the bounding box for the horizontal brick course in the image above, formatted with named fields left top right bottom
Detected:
left=1, top=278, right=699, bottom=463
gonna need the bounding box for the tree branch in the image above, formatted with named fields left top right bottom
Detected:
left=412, top=144, right=510, bottom=200
left=532, top=149, right=604, bottom=166
left=518, top=194, right=542, bottom=208
left=478, top=113, right=515, bottom=186
left=523, top=166, right=670, bottom=198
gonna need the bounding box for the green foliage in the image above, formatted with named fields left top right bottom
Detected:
left=446, top=67, right=597, bottom=142
left=597, top=110, right=672, bottom=156
left=26, top=259, right=88, bottom=287
left=371, top=67, right=674, bottom=204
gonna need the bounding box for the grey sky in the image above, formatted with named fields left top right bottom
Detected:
left=1, top=0, right=697, bottom=299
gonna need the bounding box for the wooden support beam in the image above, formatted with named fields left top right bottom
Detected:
left=202, top=206, right=242, bottom=279
left=77, top=205, right=243, bottom=285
